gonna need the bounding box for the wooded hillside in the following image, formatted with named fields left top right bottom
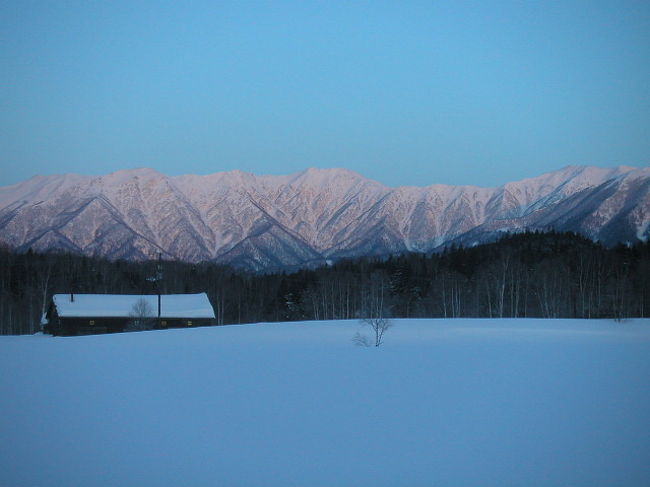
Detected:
left=1, top=231, right=648, bottom=334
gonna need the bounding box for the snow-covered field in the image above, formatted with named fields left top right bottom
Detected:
left=2, top=319, right=650, bottom=487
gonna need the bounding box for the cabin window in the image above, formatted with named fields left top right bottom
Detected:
left=187, top=320, right=193, bottom=327
left=89, top=320, right=95, bottom=326
left=161, top=320, right=167, bottom=326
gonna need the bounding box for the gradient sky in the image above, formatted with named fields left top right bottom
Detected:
left=1, top=1, right=649, bottom=188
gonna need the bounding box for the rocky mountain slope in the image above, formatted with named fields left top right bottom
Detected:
left=0, top=165, right=648, bottom=270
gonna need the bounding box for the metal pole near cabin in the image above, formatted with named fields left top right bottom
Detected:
left=157, top=253, right=162, bottom=328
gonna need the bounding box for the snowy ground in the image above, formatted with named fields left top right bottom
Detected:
left=2, top=318, right=650, bottom=487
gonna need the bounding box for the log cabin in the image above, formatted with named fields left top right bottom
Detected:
left=44, top=293, right=216, bottom=336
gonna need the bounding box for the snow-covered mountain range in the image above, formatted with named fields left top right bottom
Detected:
left=0, top=165, right=648, bottom=270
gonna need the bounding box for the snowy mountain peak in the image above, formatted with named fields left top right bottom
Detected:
left=0, top=165, right=647, bottom=269
left=292, top=167, right=371, bottom=183
left=105, top=167, right=165, bottom=181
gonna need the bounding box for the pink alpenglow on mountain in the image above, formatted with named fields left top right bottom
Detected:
left=0, top=166, right=648, bottom=270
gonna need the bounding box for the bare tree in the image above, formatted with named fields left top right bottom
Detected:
left=358, top=317, right=392, bottom=347
left=38, top=262, right=52, bottom=329
left=127, top=298, right=155, bottom=331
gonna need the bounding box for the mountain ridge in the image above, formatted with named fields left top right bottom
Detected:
left=1, top=165, right=648, bottom=270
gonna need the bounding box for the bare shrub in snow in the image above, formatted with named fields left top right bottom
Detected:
left=356, top=317, right=392, bottom=347
left=353, top=331, right=372, bottom=347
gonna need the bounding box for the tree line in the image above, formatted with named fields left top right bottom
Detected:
left=1, top=230, right=648, bottom=334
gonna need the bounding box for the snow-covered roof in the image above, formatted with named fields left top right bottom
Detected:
left=52, top=293, right=215, bottom=319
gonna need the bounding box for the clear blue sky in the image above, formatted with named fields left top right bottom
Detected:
left=1, top=1, right=649, bottom=188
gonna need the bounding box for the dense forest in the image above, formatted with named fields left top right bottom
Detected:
left=1, top=231, right=648, bottom=335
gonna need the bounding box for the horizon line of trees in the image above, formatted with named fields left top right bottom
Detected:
left=1, top=230, right=648, bottom=335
